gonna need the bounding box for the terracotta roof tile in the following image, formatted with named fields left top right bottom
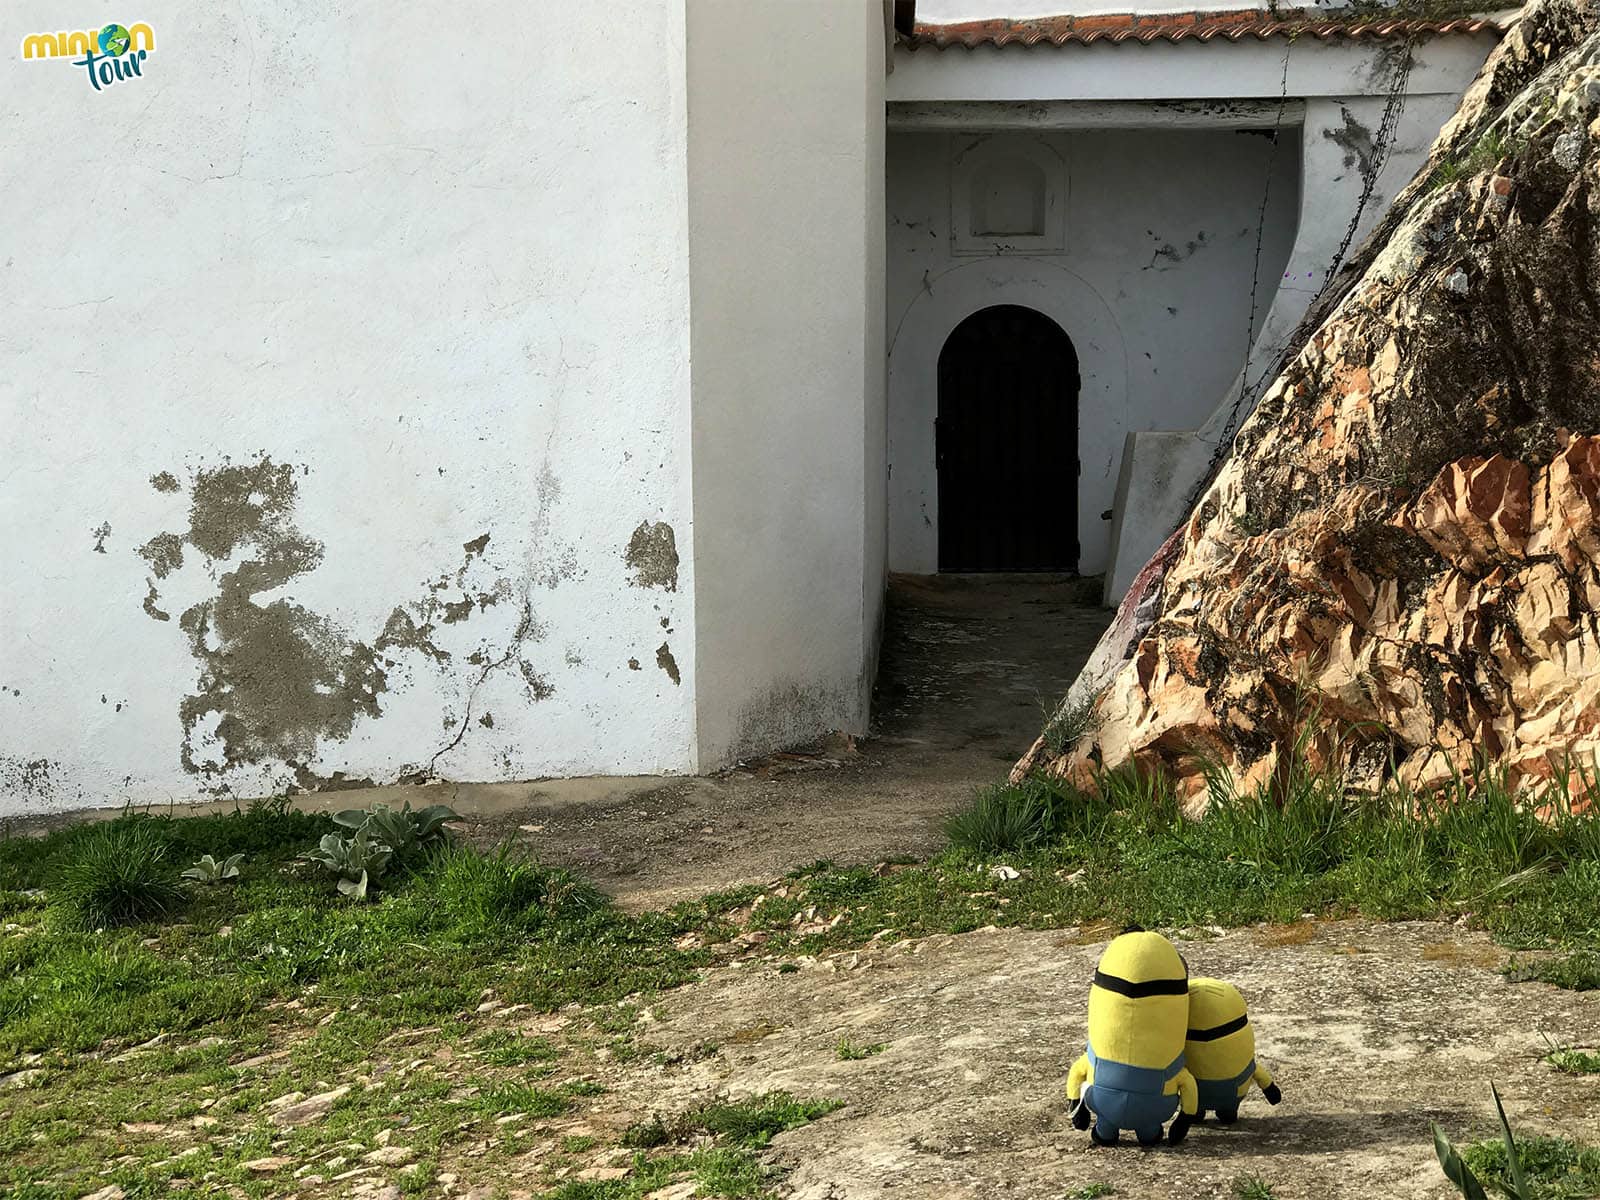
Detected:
left=902, top=8, right=1510, bottom=48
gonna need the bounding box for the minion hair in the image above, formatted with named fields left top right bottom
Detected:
left=1120, top=923, right=1145, bottom=934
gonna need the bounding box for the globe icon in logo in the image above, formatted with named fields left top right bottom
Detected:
left=98, top=24, right=131, bottom=56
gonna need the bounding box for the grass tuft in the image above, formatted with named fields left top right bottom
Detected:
left=432, top=841, right=606, bottom=939
left=1544, top=1045, right=1600, bottom=1075
left=1232, top=1177, right=1277, bottom=1200
left=1507, top=952, right=1600, bottom=992
left=622, top=1092, right=842, bottom=1154
left=54, top=821, right=185, bottom=928
left=836, top=1036, right=887, bottom=1060
left=470, top=1079, right=585, bottom=1118
left=1428, top=127, right=1526, bottom=192
left=944, top=777, right=1110, bottom=855
left=1462, top=1134, right=1600, bottom=1199
left=691, top=1092, right=843, bottom=1149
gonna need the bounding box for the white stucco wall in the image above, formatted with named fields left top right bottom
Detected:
left=1103, top=90, right=1482, bottom=600
left=686, top=0, right=888, bottom=767
left=887, top=127, right=1300, bottom=575
left=887, top=32, right=1496, bottom=594
left=1, top=3, right=697, bottom=814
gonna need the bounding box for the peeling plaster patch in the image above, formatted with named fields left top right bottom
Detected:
left=624, top=521, right=679, bottom=591
left=133, top=457, right=382, bottom=780
left=628, top=658, right=641, bottom=671
left=655, top=642, right=681, bottom=686
left=150, top=471, right=181, bottom=494
left=91, top=522, right=111, bottom=553
left=374, top=607, right=449, bottom=666
left=142, top=580, right=171, bottom=622
left=1323, top=106, right=1375, bottom=179
left=537, top=465, right=561, bottom=510
left=177, top=574, right=386, bottom=778
left=291, top=765, right=377, bottom=793
left=186, top=458, right=306, bottom=560
left=138, top=532, right=185, bottom=579
left=135, top=453, right=560, bottom=791
left=519, top=660, right=555, bottom=700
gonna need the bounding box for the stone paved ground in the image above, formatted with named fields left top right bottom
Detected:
left=602, top=920, right=1600, bottom=1200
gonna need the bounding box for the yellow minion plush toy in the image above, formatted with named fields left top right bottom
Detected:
left=1184, top=978, right=1281, bottom=1123
left=1066, top=928, right=1199, bottom=1146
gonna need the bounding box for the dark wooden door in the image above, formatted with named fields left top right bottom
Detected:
left=936, top=305, right=1079, bottom=572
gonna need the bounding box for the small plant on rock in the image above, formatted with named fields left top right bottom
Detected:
left=181, top=853, right=243, bottom=884
left=836, top=1036, right=886, bottom=1060
left=56, top=821, right=185, bottom=928
left=303, top=830, right=393, bottom=901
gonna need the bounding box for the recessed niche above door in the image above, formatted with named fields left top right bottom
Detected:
left=951, top=135, right=1067, bottom=256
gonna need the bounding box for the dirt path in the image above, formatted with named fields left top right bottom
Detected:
left=458, top=574, right=1107, bottom=908
left=586, top=920, right=1600, bottom=1200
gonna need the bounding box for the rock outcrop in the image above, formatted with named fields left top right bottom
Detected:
left=1018, top=0, right=1600, bottom=808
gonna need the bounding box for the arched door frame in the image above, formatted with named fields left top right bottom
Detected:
left=936, top=304, right=1080, bottom=572
left=887, top=258, right=1129, bottom=575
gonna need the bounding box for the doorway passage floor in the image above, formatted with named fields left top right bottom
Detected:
left=421, top=573, right=1109, bottom=909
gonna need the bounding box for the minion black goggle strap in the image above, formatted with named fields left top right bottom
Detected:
left=1092, top=971, right=1188, bottom=998
left=1186, top=1014, right=1250, bottom=1041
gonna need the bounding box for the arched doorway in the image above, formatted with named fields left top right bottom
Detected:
left=936, top=304, right=1080, bottom=572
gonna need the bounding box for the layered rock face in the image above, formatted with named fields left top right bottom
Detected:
left=1018, top=0, right=1600, bottom=808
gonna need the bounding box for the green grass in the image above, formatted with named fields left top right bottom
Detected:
left=1462, top=1135, right=1600, bottom=1199
left=692, top=1092, right=843, bottom=1148
left=1544, top=1046, right=1600, bottom=1075
left=944, top=776, right=1110, bottom=854
left=621, top=1092, right=842, bottom=1153
left=1507, top=951, right=1600, bottom=991
left=471, top=1080, right=583, bottom=1118
left=1072, top=1186, right=1115, bottom=1199
left=53, top=821, right=187, bottom=928
left=536, top=1147, right=775, bottom=1199
left=765, top=761, right=1599, bottom=963
left=432, top=840, right=607, bottom=940
left=3, top=750, right=1597, bottom=1196
left=0, top=798, right=332, bottom=891
left=0, top=810, right=734, bottom=1066
left=1428, top=127, right=1527, bottom=192
left=1232, top=1175, right=1277, bottom=1200
left=836, top=1036, right=887, bottom=1060
left=562, top=1096, right=840, bottom=1199
left=474, top=1029, right=561, bottom=1068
